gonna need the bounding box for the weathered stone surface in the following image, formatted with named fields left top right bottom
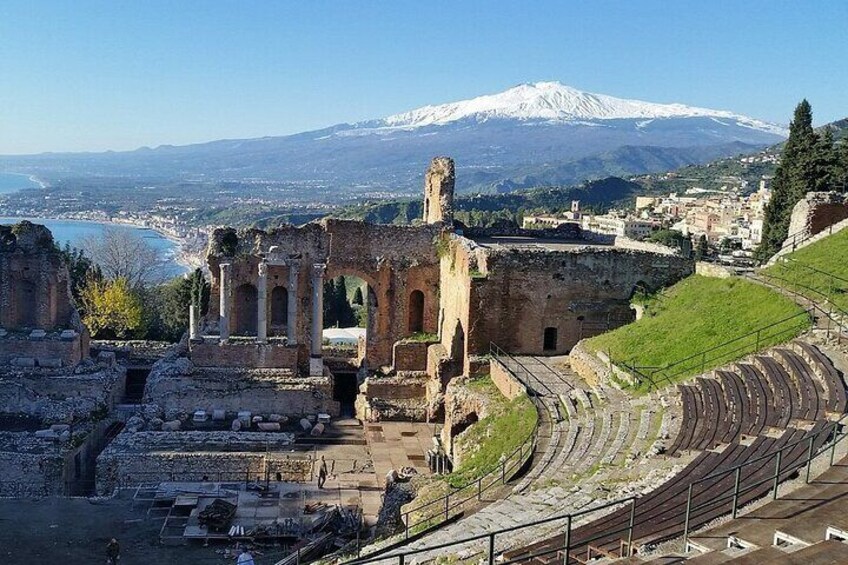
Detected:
left=37, top=357, right=62, bottom=368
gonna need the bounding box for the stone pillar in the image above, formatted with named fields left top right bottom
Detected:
left=310, top=263, right=326, bottom=375
left=257, top=261, right=268, bottom=343
left=287, top=262, right=299, bottom=345
left=189, top=305, right=199, bottom=340
left=219, top=263, right=231, bottom=342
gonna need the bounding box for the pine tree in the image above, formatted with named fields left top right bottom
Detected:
left=758, top=100, right=823, bottom=260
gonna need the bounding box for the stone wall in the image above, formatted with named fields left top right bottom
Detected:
left=96, top=430, right=310, bottom=494
left=356, top=373, right=429, bottom=421
left=423, top=157, right=455, bottom=225
left=0, top=439, right=65, bottom=496
left=0, top=332, right=83, bottom=367
left=190, top=340, right=299, bottom=369
left=144, top=358, right=339, bottom=419
left=786, top=191, right=848, bottom=243
left=392, top=340, right=433, bottom=372
left=448, top=241, right=693, bottom=358
left=695, top=262, right=734, bottom=279
left=489, top=359, right=525, bottom=401
left=439, top=377, right=491, bottom=466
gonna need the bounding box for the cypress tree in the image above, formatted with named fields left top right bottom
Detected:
left=758, top=100, right=822, bottom=260
left=352, top=286, right=364, bottom=305
left=323, top=279, right=337, bottom=328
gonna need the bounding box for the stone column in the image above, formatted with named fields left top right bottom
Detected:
left=219, top=263, right=231, bottom=342
left=257, top=262, right=268, bottom=343
left=287, top=262, right=299, bottom=345
left=189, top=305, right=199, bottom=340
left=310, top=263, right=325, bottom=358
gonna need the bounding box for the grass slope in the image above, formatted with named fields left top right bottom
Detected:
left=762, top=227, right=848, bottom=314
left=588, top=275, right=808, bottom=391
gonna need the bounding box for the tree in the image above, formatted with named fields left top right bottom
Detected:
left=758, top=100, right=832, bottom=260
left=81, top=226, right=167, bottom=288
left=352, top=286, right=364, bottom=306
left=647, top=229, right=687, bottom=248
left=58, top=243, right=101, bottom=304
left=80, top=277, right=145, bottom=339
left=323, top=279, right=338, bottom=328
left=334, top=276, right=357, bottom=328
left=694, top=235, right=709, bottom=261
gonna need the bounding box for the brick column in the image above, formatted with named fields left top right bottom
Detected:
left=257, top=261, right=268, bottom=343
left=219, top=263, right=231, bottom=342
left=287, top=262, right=299, bottom=345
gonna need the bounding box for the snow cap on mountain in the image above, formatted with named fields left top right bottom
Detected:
left=378, top=81, right=785, bottom=136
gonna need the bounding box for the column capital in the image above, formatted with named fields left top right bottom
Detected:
left=311, top=263, right=327, bottom=279
left=258, top=261, right=268, bottom=277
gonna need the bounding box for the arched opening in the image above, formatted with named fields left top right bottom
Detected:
left=234, top=283, right=258, bottom=335
left=543, top=327, right=558, bottom=351
left=408, top=290, right=425, bottom=333
left=14, top=280, right=37, bottom=328
left=270, top=286, right=288, bottom=326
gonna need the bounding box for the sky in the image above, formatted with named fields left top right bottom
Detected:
left=0, top=1, right=845, bottom=154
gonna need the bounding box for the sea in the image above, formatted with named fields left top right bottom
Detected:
left=0, top=171, right=42, bottom=194
left=0, top=217, right=188, bottom=279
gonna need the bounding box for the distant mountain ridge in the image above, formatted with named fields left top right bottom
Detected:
left=0, top=81, right=787, bottom=197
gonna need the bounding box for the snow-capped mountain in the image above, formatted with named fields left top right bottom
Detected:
left=372, top=81, right=786, bottom=136
left=0, top=81, right=787, bottom=197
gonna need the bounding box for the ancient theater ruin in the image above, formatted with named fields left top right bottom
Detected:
left=0, top=222, right=124, bottom=496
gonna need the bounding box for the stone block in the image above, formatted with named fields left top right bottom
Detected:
left=97, top=351, right=116, bottom=367
left=50, top=424, right=71, bottom=433
left=60, top=330, right=77, bottom=340
left=35, top=429, right=59, bottom=440
left=299, top=418, right=312, bottom=432
left=309, top=357, right=324, bottom=376
left=310, top=422, right=325, bottom=436
left=29, top=329, right=47, bottom=340
left=257, top=422, right=281, bottom=432
left=38, top=358, right=63, bottom=369
left=10, top=357, right=36, bottom=367
left=212, top=409, right=226, bottom=421
left=231, top=419, right=242, bottom=432
left=237, top=411, right=252, bottom=426
left=161, top=420, right=181, bottom=432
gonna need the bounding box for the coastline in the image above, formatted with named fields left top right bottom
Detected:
left=0, top=214, right=202, bottom=272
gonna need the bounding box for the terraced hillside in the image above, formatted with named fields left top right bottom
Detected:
left=587, top=275, right=809, bottom=392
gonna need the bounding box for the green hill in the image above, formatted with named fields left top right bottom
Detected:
left=587, top=275, right=809, bottom=393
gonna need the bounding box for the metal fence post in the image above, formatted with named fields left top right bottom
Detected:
left=488, top=532, right=496, bottom=565
left=563, top=515, right=572, bottom=565
left=831, top=425, right=840, bottom=466
left=626, top=498, right=636, bottom=555
left=806, top=436, right=815, bottom=483
left=404, top=513, right=409, bottom=540
left=682, top=484, right=693, bottom=553
left=399, top=554, right=405, bottom=565
left=502, top=460, right=506, bottom=484
left=445, top=491, right=450, bottom=520
left=731, top=467, right=741, bottom=519
left=477, top=477, right=482, bottom=501
left=772, top=449, right=783, bottom=500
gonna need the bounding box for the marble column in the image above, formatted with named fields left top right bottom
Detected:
left=257, top=261, right=268, bottom=343
left=189, top=305, right=199, bottom=340
left=219, top=263, right=231, bottom=342
left=287, top=262, right=299, bottom=345
left=310, top=263, right=325, bottom=357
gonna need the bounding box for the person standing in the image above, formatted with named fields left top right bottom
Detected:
left=237, top=548, right=255, bottom=565
left=317, top=455, right=328, bottom=489
left=106, top=538, right=120, bottom=564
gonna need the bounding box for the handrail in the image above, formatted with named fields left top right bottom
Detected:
left=341, top=415, right=848, bottom=565
left=391, top=347, right=540, bottom=541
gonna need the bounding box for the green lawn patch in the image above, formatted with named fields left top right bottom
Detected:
left=761, top=228, right=848, bottom=314
left=587, top=275, right=809, bottom=392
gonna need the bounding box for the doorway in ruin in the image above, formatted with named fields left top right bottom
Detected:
left=543, top=327, right=558, bottom=351
left=333, top=371, right=359, bottom=418
left=408, top=290, right=425, bottom=333
left=323, top=274, right=375, bottom=363
left=14, top=279, right=38, bottom=328
left=234, top=283, right=258, bottom=335
left=123, top=367, right=150, bottom=404
left=270, top=286, right=288, bottom=327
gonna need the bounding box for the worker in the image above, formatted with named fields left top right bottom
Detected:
left=236, top=548, right=255, bottom=565
left=106, top=538, right=120, bottom=564
left=317, top=455, right=328, bottom=489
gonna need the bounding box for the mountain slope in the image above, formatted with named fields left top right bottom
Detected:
left=0, top=82, right=786, bottom=198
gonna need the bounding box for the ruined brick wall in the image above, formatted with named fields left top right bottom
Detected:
left=204, top=219, right=443, bottom=370
left=0, top=447, right=65, bottom=496
left=392, top=341, right=433, bottom=372
left=786, top=191, right=848, bottom=242
left=190, top=341, right=299, bottom=369
left=0, top=222, right=76, bottom=332
left=0, top=335, right=82, bottom=366
left=438, top=238, right=694, bottom=359
left=423, top=157, right=455, bottom=225
left=435, top=235, right=478, bottom=377
left=489, top=360, right=525, bottom=401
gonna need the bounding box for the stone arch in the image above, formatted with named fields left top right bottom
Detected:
left=270, top=286, right=288, bottom=326
left=14, top=279, right=38, bottom=328
left=324, top=267, right=381, bottom=364
left=408, top=290, right=425, bottom=333
left=234, top=283, right=258, bottom=336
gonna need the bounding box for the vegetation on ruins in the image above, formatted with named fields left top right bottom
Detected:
left=79, top=277, right=145, bottom=339
left=323, top=276, right=358, bottom=328
left=758, top=101, right=848, bottom=260
left=587, top=275, right=808, bottom=392
left=761, top=227, right=848, bottom=314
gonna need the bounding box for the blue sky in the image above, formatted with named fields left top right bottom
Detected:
left=0, top=1, right=845, bottom=154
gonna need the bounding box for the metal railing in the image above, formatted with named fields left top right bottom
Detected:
left=616, top=309, right=813, bottom=392
left=341, top=415, right=848, bottom=565
left=393, top=348, right=540, bottom=540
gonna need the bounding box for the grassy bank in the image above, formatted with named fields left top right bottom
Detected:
left=761, top=227, right=848, bottom=314
left=588, top=275, right=809, bottom=392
